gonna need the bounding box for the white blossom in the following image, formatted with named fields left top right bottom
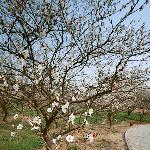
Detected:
left=72, top=96, right=76, bottom=101
left=31, top=126, right=40, bottom=130
left=13, top=84, right=19, bottom=92
left=17, top=124, right=23, bottom=130
left=34, top=79, right=39, bottom=85
left=56, top=145, right=60, bottom=149
left=52, top=138, right=57, bottom=144
left=3, top=80, right=8, bottom=87
left=14, top=114, right=19, bottom=120
left=62, top=102, right=69, bottom=113
left=87, top=133, right=94, bottom=142
left=28, top=119, right=34, bottom=126
left=11, top=132, right=16, bottom=137
left=57, top=135, right=62, bottom=140
left=33, top=116, right=41, bottom=125
left=88, top=108, right=94, bottom=116
left=50, top=89, right=54, bottom=93
left=68, top=113, right=76, bottom=125
left=85, top=112, right=88, bottom=116
left=47, top=107, right=53, bottom=113
left=66, top=135, right=74, bottom=143
left=52, top=101, right=59, bottom=108
left=52, top=135, right=61, bottom=145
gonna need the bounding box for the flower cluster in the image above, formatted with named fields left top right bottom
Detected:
left=68, top=113, right=76, bottom=125
left=62, top=102, right=69, bottom=113
left=28, top=116, right=41, bottom=130
left=47, top=101, right=59, bottom=113
left=66, top=135, right=74, bottom=143
left=17, top=124, right=23, bottom=130
left=84, top=108, right=94, bottom=117
left=85, top=133, right=95, bottom=142
left=52, top=135, right=62, bottom=149
left=10, top=114, right=24, bottom=137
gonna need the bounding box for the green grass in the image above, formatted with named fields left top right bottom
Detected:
left=0, top=124, right=44, bottom=150
left=75, top=112, right=107, bottom=125
left=113, top=112, right=150, bottom=123
left=75, top=112, right=150, bottom=125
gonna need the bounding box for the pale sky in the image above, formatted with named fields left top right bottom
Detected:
left=139, top=2, right=150, bottom=28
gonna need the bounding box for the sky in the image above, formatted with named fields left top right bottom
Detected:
left=83, top=1, right=150, bottom=86
left=1, top=0, right=149, bottom=86
left=110, top=0, right=150, bottom=29
left=130, top=1, right=150, bottom=28
left=138, top=2, right=150, bottom=28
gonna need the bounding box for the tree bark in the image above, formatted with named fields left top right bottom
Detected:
left=41, top=128, right=52, bottom=150
left=108, top=112, right=112, bottom=128
left=127, top=108, right=134, bottom=116
left=2, top=106, right=8, bottom=122
left=139, top=109, right=145, bottom=122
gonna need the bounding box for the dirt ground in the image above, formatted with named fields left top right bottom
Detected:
left=39, top=121, right=147, bottom=150
left=55, top=122, right=130, bottom=150
left=49, top=121, right=150, bottom=150
left=2, top=116, right=149, bottom=150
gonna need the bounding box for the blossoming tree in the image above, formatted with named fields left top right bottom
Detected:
left=0, top=0, right=150, bottom=149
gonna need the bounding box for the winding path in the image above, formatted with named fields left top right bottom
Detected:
left=125, top=124, right=150, bottom=150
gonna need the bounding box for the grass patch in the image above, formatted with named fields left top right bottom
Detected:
left=75, top=112, right=150, bottom=125
left=0, top=124, right=44, bottom=150
left=113, top=112, right=150, bottom=123
left=75, top=112, right=107, bottom=125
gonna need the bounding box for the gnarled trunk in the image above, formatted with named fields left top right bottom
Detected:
left=41, top=128, right=53, bottom=150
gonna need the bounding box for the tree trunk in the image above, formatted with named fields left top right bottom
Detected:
left=139, top=109, right=145, bottom=122
left=3, top=109, right=8, bottom=122
left=41, top=128, right=52, bottom=150
left=139, top=115, right=143, bottom=122
left=2, top=106, right=8, bottom=122
left=108, top=112, right=112, bottom=128
left=128, top=110, right=131, bottom=116
left=127, top=108, right=134, bottom=116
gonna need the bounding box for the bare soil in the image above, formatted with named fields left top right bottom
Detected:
left=51, top=121, right=150, bottom=150
left=2, top=116, right=149, bottom=150
left=42, top=121, right=150, bottom=150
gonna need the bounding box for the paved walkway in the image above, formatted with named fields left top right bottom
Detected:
left=125, top=124, right=150, bottom=150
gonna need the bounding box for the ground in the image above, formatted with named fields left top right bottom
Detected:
left=42, top=121, right=150, bottom=150
left=58, top=122, right=130, bottom=150
left=0, top=112, right=150, bottom=150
